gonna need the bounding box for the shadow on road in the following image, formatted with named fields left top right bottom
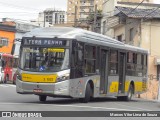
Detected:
left=31, top=97, right=139, bottom=105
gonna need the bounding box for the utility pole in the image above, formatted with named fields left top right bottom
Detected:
left=43, top=12, right=46, bottom=27
left=74, top=6, right=77, bottom=27
left=93, top=4, right=97, bottom=32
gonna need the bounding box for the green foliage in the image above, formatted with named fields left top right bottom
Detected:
left=86, top=10, right=102, bottom=24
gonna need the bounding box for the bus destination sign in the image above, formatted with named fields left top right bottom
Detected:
left=22, top=39, right=66, bottom=46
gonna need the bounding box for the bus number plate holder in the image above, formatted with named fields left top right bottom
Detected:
left=33, top=89, right=42, bottom=93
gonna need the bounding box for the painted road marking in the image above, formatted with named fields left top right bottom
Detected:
left=0, top=84, right=16, bottom=88
left=0, top=102, right=151, bottom=111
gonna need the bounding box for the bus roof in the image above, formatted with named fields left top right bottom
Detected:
left=23, top=27, right=148, bottom=54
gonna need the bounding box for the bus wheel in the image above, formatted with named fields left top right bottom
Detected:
left=39, top=95, right=47, bottom=102
left=79, top=83, right=92, bottom=103
left=125, top=84, right=134, bottom=101
left=117, top=85, right=134, bottom=101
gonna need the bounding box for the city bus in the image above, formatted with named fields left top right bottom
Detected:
left=0, top=53, right=19, bottom=84
left=12, top=55, right=19, bottom=84
left=16, top=27, right=148, bottom=103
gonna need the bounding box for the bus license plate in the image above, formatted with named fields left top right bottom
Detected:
left=33, top=89, right=42, bottom=93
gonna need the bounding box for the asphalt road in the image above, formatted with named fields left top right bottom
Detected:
left=0, top=83, right=160, bottom=120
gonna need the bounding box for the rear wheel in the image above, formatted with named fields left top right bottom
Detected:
left=117, top=84, right=134, bottom=101
left=39, top=95, right=47, bottom=102
left=79, top=83, right=92, bottom=103
left=125, top=84, right=134, bottom=101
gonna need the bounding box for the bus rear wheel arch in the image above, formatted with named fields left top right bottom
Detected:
left=79, top=80, right=94, bottom=103
left=117, top=82, right=134, bottom=101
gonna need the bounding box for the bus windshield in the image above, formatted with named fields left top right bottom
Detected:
left=19, top=47, right=69, bottom=72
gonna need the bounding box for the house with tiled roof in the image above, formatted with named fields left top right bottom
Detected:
left=102, top=0, right=160, bottom=100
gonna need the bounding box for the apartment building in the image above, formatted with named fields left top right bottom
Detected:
left=67, top=0, right=103, bottom=28
left=31, top=8, right=66, bottom=27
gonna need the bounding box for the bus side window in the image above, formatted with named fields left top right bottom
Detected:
left=109, top=50, right=118, bottom=75
left=84, top=45, right=96, bottom=74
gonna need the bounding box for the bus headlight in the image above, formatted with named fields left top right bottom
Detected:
left=56, top=74, right=69, bottom=82
left=17, top=71, right=22, bottom=80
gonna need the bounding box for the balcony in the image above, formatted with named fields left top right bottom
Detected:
left=107, top=16, right=126, bottom=28
left=80, top=6, right=94, bottom=9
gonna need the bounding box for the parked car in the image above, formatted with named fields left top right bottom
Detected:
left=0, top=71, right=4, bottom=83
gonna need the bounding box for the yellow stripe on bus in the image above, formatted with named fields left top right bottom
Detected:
left=109, top=81, right=146, bottom=93
left=22, top=74, right=57, bottom=83
left=110, top=82, right=118, bottom=93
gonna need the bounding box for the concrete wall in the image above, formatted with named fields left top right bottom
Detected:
left=114, top=25, right=125, bottom=41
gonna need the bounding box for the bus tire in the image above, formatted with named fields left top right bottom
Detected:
left=117, top=84, right=134, bottom=101
left=79, top=83, right=92, bottom=103
left=39, top=95, right=47, bottom=102
left=125, top=84, right=134, bottom=101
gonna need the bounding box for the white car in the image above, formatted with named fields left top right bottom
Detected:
left=0, top=67, right=4, bottom=83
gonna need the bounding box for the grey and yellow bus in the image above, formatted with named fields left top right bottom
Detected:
left=16, top=27, right=148, bottom=103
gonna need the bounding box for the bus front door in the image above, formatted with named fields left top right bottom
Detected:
left=118, top=52, right=126, bottom=94
left=100, top=49, right=109, bottom=94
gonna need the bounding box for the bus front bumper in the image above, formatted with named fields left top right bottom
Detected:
left=16, top=78, right=70, bottom=97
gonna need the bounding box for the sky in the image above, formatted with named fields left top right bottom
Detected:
left=0, top=0, right=160, bottom=22
left=0, top=0, right=67, bottom=22
left=154, top=0, right=160, bottom=4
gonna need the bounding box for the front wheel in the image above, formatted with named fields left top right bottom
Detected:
left=39, top=95, right=47, bottom=102
left=79, top=83, right=92, bottom=103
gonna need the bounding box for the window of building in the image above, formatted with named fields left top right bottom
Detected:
left=117, top=35, right=122, bottom=42
left=0, top=37, right=9, bottom=46
left=129, top=28, right=134, bottom=41
left=109, top=50, right=118, bottom=75
left=75, top=1, right=78, bottom=4
left=103, top=21, right=106, bottom=35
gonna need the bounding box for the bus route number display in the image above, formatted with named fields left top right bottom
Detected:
left=22, top=39, right=66, bottom=46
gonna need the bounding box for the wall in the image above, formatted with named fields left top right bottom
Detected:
left=139, top=20, right=160, bottom=99
left=0, top=30, right=15, bottom=54
left=125, top=18, right=141, bottom=46
left=114, top=25, right=125, bottom=41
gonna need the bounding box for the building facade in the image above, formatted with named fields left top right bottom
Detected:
left=102, top=0, right=160, bottom=100
left=1, top=18, right=39, bottom=56
left=67, top=0, right=103, bottom=30
left=31, top=9, right=66, bottom=27
left=0, top=24, right=16, bottom=53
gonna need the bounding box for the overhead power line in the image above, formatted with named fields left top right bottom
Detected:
left=127, top=0, right=145, bottom=15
